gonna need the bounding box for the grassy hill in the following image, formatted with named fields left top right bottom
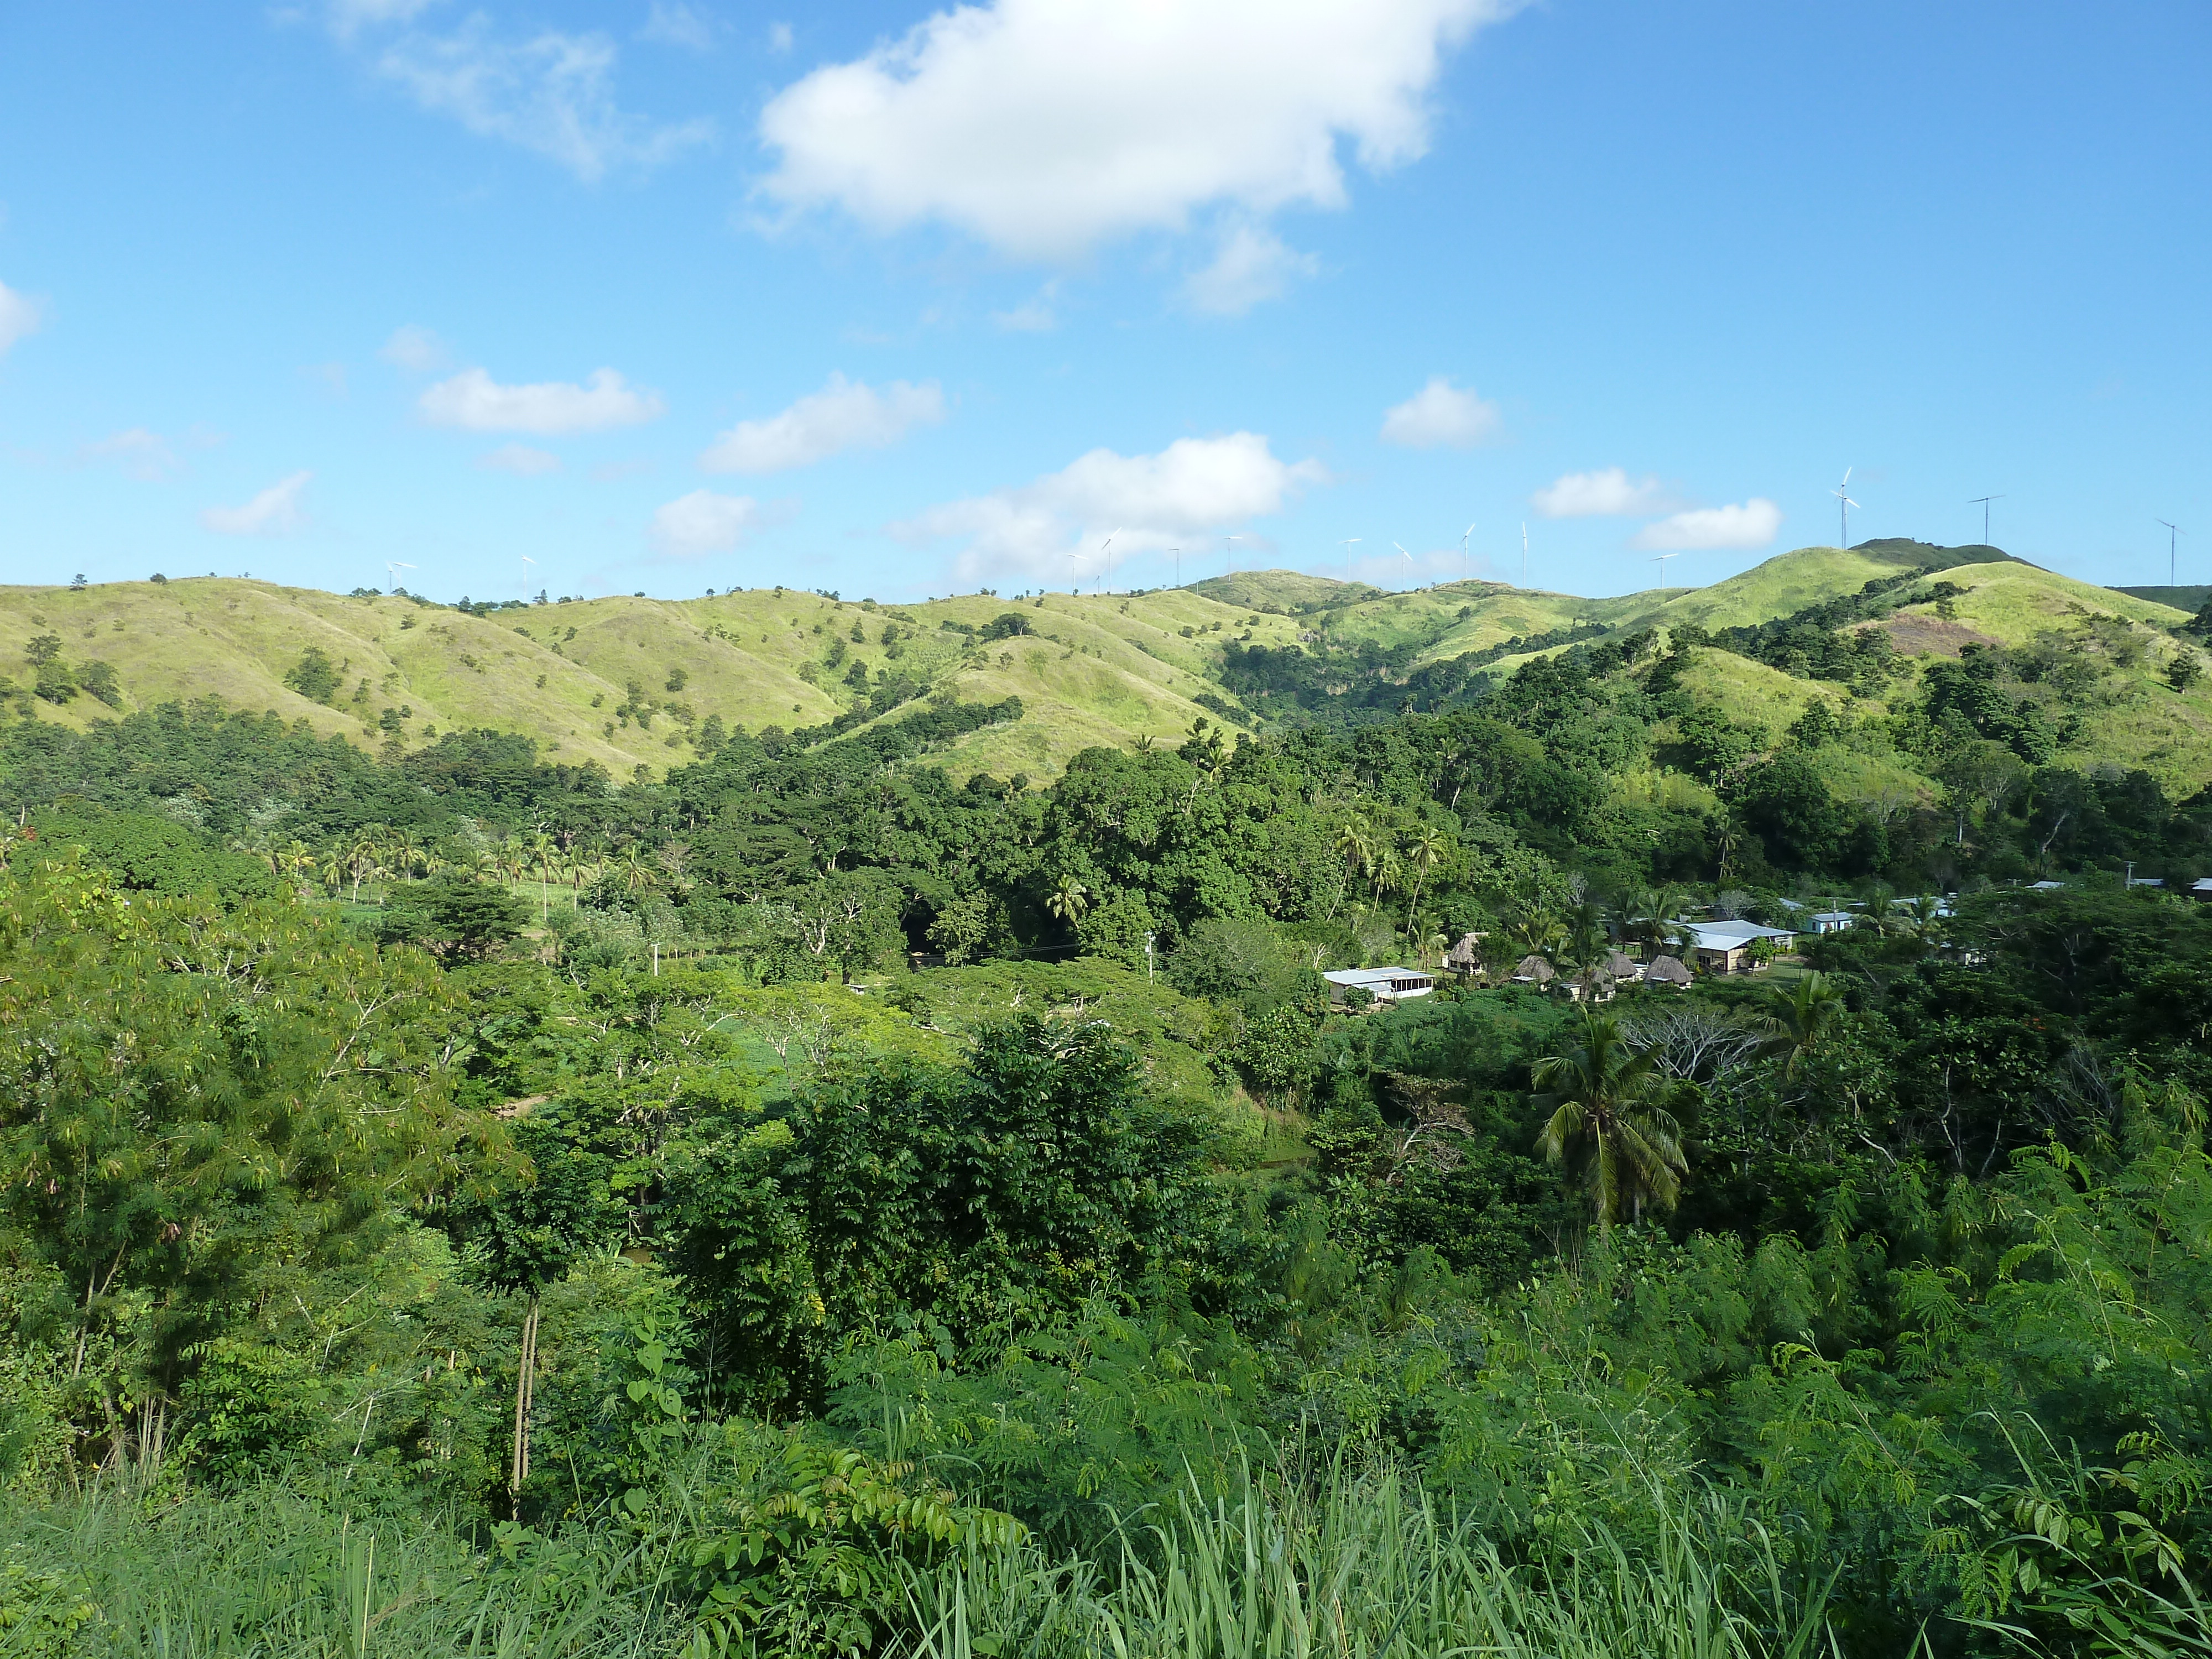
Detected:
left=9, top=539, right=2207, bottom=791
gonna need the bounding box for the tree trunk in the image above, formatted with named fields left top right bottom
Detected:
left=509, top=1298, right=540, bottom=1514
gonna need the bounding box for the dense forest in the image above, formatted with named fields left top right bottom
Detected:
left=1, top=616, right=2209, bottom=1657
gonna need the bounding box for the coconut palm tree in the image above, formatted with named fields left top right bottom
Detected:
left=1756, top=971, right=1846, bottom=1078
left=1401, top=826, right=1448, bottom=942
left=1533, top=1008, right=1688, bottom=1230
left=1045, top=876, right=1090, bottom=925
left=526, top=831, right=559, bottom=922
left=1328, top=816, right=1374, bottom=922
left=615, top=843, right=656, bottom=896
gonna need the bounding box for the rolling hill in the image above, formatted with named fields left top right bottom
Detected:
left=5, top=539, right=2206, bottom=793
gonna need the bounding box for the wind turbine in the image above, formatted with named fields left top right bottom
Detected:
left=1394, top=542, right=1417, bottom=589
left=1520, top=524, right=1529, bottom=588
left=1168, top=546, right=1182, bottom=587
left=1337, top=538, right=1360, bottom=577
left=1094, top=530, right=1117, bottom=592
left=1968, top=495, right=2004, bottom=545
left=1650, top=550, right=1682, bottom=585
left=1064, top=546, right=1081, bottom=595
left=1460, top=523, right=1477, bottom=585
left=2158, top=519, right=2185, bottom=587
left=1223, top=534, right=1243, bottom=577
left=385, top=560, right=415, bottom=594
left=1832, top=468, right=1859, bottom=547
left=520, top=553, right=535, bottom=599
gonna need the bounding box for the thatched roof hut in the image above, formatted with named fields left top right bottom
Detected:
left=1511, top=954, right=1557, bottom=985
left=1603, top=950, right=1643, bottom=982
left=1644, top=953, right=1693, bottom=988
left=1444, top=931, right=1486, bottom=972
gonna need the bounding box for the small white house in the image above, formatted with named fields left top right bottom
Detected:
left=1323, top=967, right=1434, bottom=1008
left=1809, top=911, right=1856, bottom=934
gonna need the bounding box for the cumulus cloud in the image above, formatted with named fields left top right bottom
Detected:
left=1631, top=498, right=1783, bottom=552
left=1185, top=223, right=1318, bottom=316
left=895, top=431, right=1326, bottom=583
left=0, top=279, right=44, bottom=354
left=758, top=0, right=1515, bottom=261
left=420, top=366, right=664, bottom=434
left=380, top=324, right=450, bottom=372
left=650, top=489, right=761, bottom=557
left=1530, top=466, right=1681, bottom=518
left=201, top=471, right=312, bottom=536
left=640, top=1, right=718, bottom=51
left=700, top=373, right=944, bottom=474
left=1379, top=375, right=1502, bottom=449
left=330, top=7, right=712, bottom=182
left=83, top=429, right=183, bottom=482
left=477, top=442, right=561, bottom=475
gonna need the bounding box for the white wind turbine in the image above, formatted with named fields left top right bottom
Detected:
left=1337, top=538, right=1360, bottom=577
left=385, top=560, right=415, bottom=594
left=1833, top=468, right=1860, bottom=547
left=1394, top=541, right=1417, bottom=588
left=1460, top=523, right=1477, bottom=585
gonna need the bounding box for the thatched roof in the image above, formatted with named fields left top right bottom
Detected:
left=1445, top=931, right=1485, bottom=968
left=1645, top=954, right=1694, bottom=985
left=1603, top=950, right=1642, bottom=980
left=1511, top=954, right=1556, bottom=983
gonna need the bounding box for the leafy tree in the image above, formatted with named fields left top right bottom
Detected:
left=281, top=646, right=341, bottom=703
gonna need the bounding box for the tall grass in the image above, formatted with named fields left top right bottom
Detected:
left=901, top=1463, right=1836, bottom=1659
left=0, top=1479, right=691, bottom=1658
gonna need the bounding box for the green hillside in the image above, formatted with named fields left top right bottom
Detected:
left=8, top=538, right=2208, bottom=792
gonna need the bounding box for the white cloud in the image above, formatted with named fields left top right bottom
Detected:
left=1379, top=375, right=1502, bottom=448
left=766, top=20, right=793, bottom=53
left=477, top=442, right=561, bottom=475
left=640, top=1, right=718, bottom=51
left=895, top=431, right=1326, bottom=582
left=420, top=366, right=664, bottom=434
left=83, top=429, right=182, bottom=482
left=700, top=372, right=944, bottom=474
left=757, top=0, right=1515, bottom=261
left=380, top=324, right=450, bottom=372
left=201, top=472, right=312, bottom=536
left=1631, top=498, right=1783, bottom=552
left=992, top=284, right=1057, bottom=332
left=349, top=14, right=713, bottom=182
left=1184, top=223, right=1318, bottom=316
left=0, top=279, right=44, bottom=354
left=1530, top=466, right=1681, bottom=518
left=650, top=489, right=760, bottom=556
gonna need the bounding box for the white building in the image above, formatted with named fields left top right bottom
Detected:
left=1323, top=967, right=1435, bottom=1007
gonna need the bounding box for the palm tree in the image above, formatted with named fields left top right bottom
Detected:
left=1045, top=876, right=1090, bottom=925
left=1756, top=971, right=1846, bottom=1078
left=345, top=833, right=382, bottom=903
left=1713, top=813, right=1745, bottom=884
left=616, top=843, right=656, bottom=896
left=1562, top=895, right=1609, bottom=997
left=526, top=831, right=559, bottom=922
left=1533, top=1008, right=1688, bottom=1231
left=1328, top=816, right=1374, bottom=923
left=1401, top=827, right=1448, bottom=942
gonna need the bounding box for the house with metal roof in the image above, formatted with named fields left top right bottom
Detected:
left=1322, top=967, right=1434, bottom=1008
left=1681, top=919, right=1797, bottom=975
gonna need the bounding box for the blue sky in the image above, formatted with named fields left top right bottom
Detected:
left=1, top=1, right=2205, bottom=604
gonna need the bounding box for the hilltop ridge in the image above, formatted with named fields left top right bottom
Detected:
left=2, top=540, right=2204, bottom=791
